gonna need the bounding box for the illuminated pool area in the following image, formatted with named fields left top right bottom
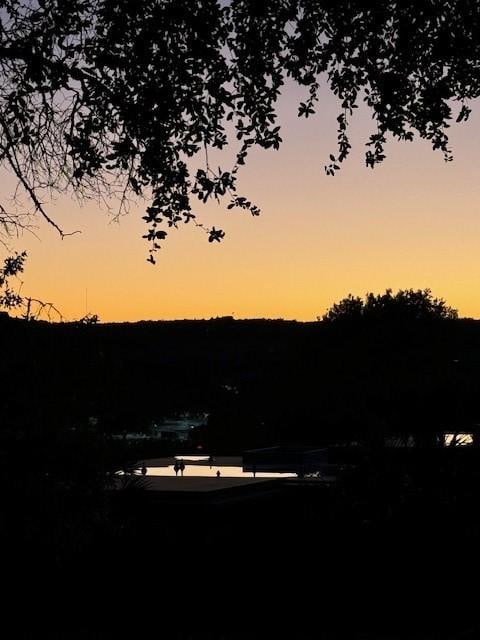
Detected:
left=114, top=454, right=332, bottom=494
left=145, top=464, right=295, bottom=479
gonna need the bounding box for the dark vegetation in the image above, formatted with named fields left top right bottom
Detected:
left=2, top=301, right=480, bottom=635
left=0, top=300, right=473, bottom=451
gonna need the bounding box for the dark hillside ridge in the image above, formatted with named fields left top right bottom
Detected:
left=1, top=315, right=479, bottom=448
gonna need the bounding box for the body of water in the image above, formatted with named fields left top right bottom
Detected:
left=146, top=464, right=295, bottom=478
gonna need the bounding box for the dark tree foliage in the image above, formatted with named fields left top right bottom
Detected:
left=1, top=312, right=478, bottom=449
left=322, top=288, right=458, bottom=323
left=0, top=249, right=62, bottom=318
left=0, top=1, right=479, bottom=259
left=0, top=250, right=25, bottom=308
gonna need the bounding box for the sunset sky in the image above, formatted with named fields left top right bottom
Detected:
left=6, top=83, right=480, bottom=322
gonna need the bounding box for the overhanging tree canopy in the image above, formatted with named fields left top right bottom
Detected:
left=1, top=0, right=479, bottom=261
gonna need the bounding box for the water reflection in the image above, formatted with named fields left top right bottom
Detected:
left=147, top=465, right=295, bottom=478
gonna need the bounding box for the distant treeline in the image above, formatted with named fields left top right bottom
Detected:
left=1, top=313, right=480, bottom=450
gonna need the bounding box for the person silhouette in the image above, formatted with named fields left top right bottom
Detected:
left=179, top=459, right=185, bottom=476
left=174, top=461, right=180, bottom=476
left=216, top=470, right=221, bottom=478
left=141, top=462, right=147, bottom=476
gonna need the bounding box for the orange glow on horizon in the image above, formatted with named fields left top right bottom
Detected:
left=5, top=88, right=480, bottom=322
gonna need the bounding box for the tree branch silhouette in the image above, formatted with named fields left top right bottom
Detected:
left=0, top=1, right=479, bottom=260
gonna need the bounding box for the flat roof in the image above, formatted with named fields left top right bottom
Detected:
left=134, top=476, right=274, bottom=493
